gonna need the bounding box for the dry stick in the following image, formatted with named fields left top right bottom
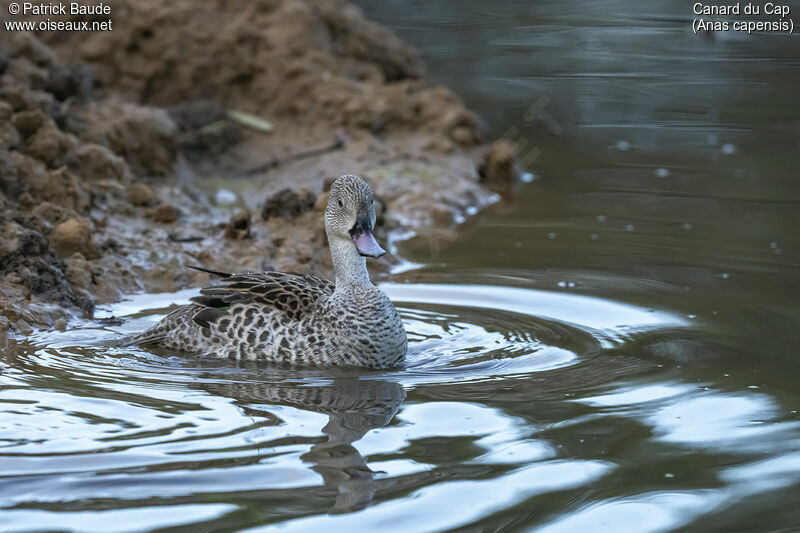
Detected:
left=241, top=131, right=346, bottom=177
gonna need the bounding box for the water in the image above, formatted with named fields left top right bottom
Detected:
left=3, top=1, right=800, bottom=531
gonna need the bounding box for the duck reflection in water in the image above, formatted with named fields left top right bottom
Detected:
left=202, top=373, right=405, bottom=514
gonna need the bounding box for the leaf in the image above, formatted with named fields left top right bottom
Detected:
left=197, top=120, right=228, bottom=136
left=226, top=110, right=274, bottom=133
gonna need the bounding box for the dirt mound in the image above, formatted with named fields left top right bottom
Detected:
left=35, top=0, right=481, bottom=145
left=0, top=0, right=506, bottom=335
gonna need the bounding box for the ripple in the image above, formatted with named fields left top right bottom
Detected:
left=1, top=282, right=760, bottom=531
left=34, top=282, right=688, bottom=389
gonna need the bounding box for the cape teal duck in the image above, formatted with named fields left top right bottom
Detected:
left=125, top=175, right=407, bottom=368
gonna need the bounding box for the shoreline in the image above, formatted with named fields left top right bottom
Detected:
left=0, top=0, right=515, bottom=336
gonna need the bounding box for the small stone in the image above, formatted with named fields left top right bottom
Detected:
left=215, top=188, right=237, bottom=206
left=17, top=192, right=35, bottom=209
left=224, top=210, right=251, bottom=240
left=261, top=188, right=316, bottom=220
left=478, top=139, right=522, bottom=192
left=26, top=119, right=74, bottom=167
left=149, top=203, right=179, bottom=223
left=450, top=125, right=476, bottom=146
left=127, top=182, right=156, bottom=206
left=49, top=217, right=100, bottom=259
left=54, top=318, right=67, bottom=331
left=65, top=254, right=93, bottom=289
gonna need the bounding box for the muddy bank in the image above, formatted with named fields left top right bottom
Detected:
left=0, top=0, right=513, bottom=336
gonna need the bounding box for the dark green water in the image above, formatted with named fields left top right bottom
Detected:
left=2, top=1, right=800, bottom=531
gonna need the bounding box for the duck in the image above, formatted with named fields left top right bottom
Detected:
left=125, top=174, right=408, bottom=368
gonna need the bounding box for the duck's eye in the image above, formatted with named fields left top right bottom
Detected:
left=338, top=199, right=344, bottom=208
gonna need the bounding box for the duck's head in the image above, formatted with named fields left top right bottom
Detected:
left=325, top=174, right=385, bottom=258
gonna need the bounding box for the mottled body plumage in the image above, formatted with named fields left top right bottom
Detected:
left=126, top=175, right=408, bottom=368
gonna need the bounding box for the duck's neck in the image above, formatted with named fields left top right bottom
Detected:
left=329, top=236, right=371, bottom=288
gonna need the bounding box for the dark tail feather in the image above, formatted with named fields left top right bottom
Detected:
left=187, top=265, right=232, bottom=278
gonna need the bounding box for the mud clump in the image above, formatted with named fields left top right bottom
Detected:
left=49, top=218, right=100, bottom=260
left=225, top=211, right=252, bottom=240
left=149, top=203, right=180, bottom=223
left=127, top=182, right=155, bottom=206
left=262, top=188, right=317, bottom=221
left=12, top=108, right=46, bottom=137
left=478, top=139, right=523, bottom=193
left=79, top=103, right=178, bottom=178
left=0, top=213, right=91, bottom=314
left=67, top=143, right=132, bottom=184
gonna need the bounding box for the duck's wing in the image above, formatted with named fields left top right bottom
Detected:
left=189, top=271, right=335, bottom=324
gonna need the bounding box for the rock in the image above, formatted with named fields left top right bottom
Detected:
left=32, top=202, right=75, bottom=229
left=84, top=103, right=178, bottom=177
left=262, top=188, right=317, bottom=220
left=26, top=119, right=75, bottom=167
left=0, top=84, right=32, bottom=112
left=0, top=220, right=46, bottom=266
left=0, top=101, right=14, bottom=121
left=224, top=210, right=251, bottom=240
left=9, top=33, right=58, bottom=67
left=17, top=192, right=35, bottom=209
left=149, top=203, right=180, bottom=223
left=0, top=150, right=32, bottom=201
left=30, top=167, right=91, bottom=213
left=49, top=217, right=100, bottom=260
left=478, top=139, right=522, bottom=192
left=127, top=182, right=156, bottom=206
left=450, top=125, right=477, bottom=146
left=45, top=63, right=95, bottom=101
left=6, top=58, right=48, bottom=90
left=64, top=254, right=94, bottom=289
left=11, top=109, right=45, bottom=137
left=0, top=217, right=88, bottom=310
left=215, top=188, right=237, bottom=206
left=0, top=122, right=21, bottom=151
left=442, top=108, right=482, bottom=146
left=67, top=143, right=132, bottom=183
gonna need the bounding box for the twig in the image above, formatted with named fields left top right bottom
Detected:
left=241, top=130, right=347, bottom=177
